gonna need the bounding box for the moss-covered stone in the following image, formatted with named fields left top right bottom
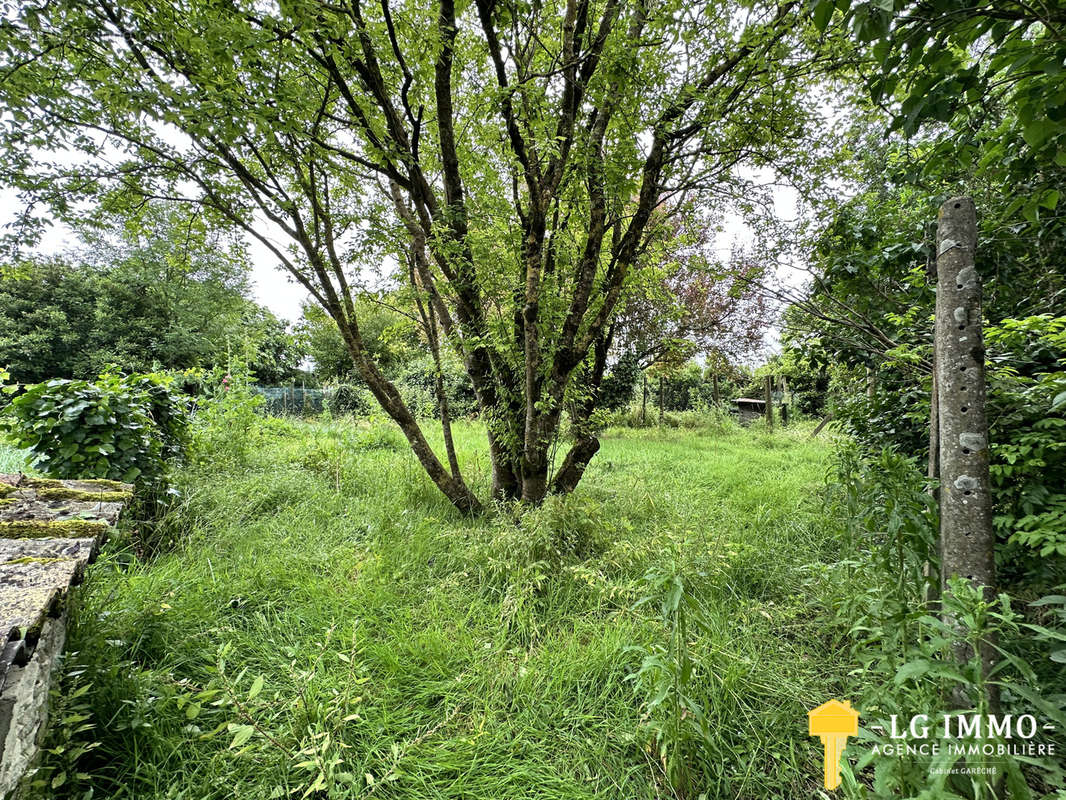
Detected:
left=20, top=478, right=65, bottom=489
left=25, top=477, right=128, bottom=491
left=34, top=487, right=133, bottom=503
left=0, top=519, right=110, bottom=539
left=0, top=484, right=16, bottom=498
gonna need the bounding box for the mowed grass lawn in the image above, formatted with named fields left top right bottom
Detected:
left=31, top=419, right=850, bottom=800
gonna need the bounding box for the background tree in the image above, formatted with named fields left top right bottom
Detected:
left=296, top=295, right=419, bottom=384
left=611, top=207, right=776, bottom=371
left=0, top=0, right=826, bottom=510
left=0, top=205, right=305, bottom=383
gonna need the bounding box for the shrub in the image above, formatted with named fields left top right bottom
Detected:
left=393, top=353, right=478, bottom=418
left=1, top=372, right=189, bottom=488
left=323, top=382, right=373, bottom=417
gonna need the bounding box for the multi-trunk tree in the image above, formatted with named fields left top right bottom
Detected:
left=1, top=0, right=821, bottom=510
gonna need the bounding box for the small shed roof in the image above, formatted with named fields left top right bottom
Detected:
left=733, top=397, right=766, bottom=406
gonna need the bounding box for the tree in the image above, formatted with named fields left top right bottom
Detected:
left=243, top=305, right=306, bottom=385
left=296, top=295, right=419, bottom=383
left=0, top=258, right=99, bottom=383
left=0, top=205, right=304, bottom=382
left=835, top=0, right=1066, bottom=223
left=1, top=0, right=823, bottom=510
left=611, top=206, right=776, bottom=371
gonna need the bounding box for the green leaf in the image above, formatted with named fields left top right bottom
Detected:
left=248, top=675, right=264, bottom=700
left=813, top=0, right=834, bottom=32
left=228, top=724, right=254, bottom=748
left=894, top=659, right=931, bottom=684
left=1022, top=119, right=1056, bottom=149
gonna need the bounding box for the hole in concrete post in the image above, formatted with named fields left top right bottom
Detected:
left=955, top=202, right=962, bottom=209
left=964, top=490, right=972, bottom=496
left=961, top=406, right=969, bottom=413
left=962, top=448, right=971, bottom=455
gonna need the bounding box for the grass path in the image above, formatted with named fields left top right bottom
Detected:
left=36, top=420, right=847, bottom=800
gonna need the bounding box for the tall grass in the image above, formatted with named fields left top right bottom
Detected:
left=32, top=418, right=847, bottom=800
left=0, top=439, right=31, bottom=473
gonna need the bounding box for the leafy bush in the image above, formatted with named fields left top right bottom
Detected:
left=598, top=351, right=641, bottom=410
left=393, top=354, right=478, bottom=418
left=828, top=314, right=1066, bottom=585
left=323, top=382, right=373, bottom=417
left=984, top=316, right=1066, bottom=578
left=1, top=372, right=189, bottom=488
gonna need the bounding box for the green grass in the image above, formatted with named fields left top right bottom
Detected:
left=0, top=439, right=31, bottom=473
left=38, top=418, right=848, bottom=800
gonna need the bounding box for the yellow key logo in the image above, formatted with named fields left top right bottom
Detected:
left=808, top=699, right=859, bottom=790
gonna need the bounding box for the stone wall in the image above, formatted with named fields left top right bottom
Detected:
left=0, top=475, right=131, bottom=798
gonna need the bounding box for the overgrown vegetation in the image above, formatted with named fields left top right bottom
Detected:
left=0, top=0, right=1063, bottom=797
left=26, top=417, right=844, bottom=800
left=818, top=445, right=1066, bottom=798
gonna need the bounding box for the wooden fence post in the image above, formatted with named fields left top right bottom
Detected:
left=641, top=374, right=647, bottom=425
left=780, top=376, right=789, bottom=427
left=764, top=376, right=773, bottom=431
left=935, top=196, right=996, bottom=706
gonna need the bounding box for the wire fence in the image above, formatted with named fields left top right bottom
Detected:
left=254, top=385, right=325, bottom=416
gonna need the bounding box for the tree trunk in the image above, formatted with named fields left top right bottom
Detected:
left=934, top=196, right=996, bottom=707
left=551, top=332, right=612, bottom=495
left=658, top=378, right=664, bottom=425
left=712, top=372, right=720, bottom=407
left=764, top=376, right=773, bottom=431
